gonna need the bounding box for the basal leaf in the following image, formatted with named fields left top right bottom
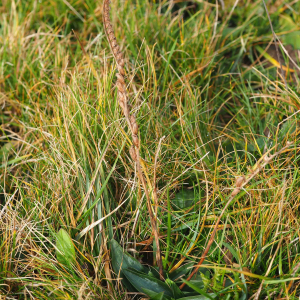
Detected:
left=279, top=15, right=300, bottom=49
left=142, top=289, right=166, bottom=300
left=110, top=239, right=146, bottom=274
left=177, top=295, right=217, bottom=300
left=282, top=31, right=300, bottom=50
left=180, top=279, right=216, bottom=299
left=56, top=229, right=76, bottom=266
left=169, top=262, right=194, bottom=281
left=172, top=189, right=196, bottom=210
left=165, top=278, right=184, bottom=298
left=123, top=268, right=173, bottom=299
left=110, top=239, right=147, bottom=291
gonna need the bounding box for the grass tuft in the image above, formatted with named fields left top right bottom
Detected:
left=1, top=0, right=300, bottom=298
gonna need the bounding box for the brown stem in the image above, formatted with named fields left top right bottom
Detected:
left=103, top=0, right=164, bottom=280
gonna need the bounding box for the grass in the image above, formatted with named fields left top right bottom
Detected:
left=1, top=0, right=300, bottom=299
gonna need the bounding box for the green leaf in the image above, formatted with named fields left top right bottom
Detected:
left=222, top=242, right=239, bottom=262
left=239, top=291, right=247, bottom=300
left=56, top=229, right=76, bottom=266
left=0, top=142, right=13, bottom=160
left=148, top=266, right=167, bottom=280
left=177, top=296, right=217, bottom=300
left=142, top=289, right=166, bottom=300
left=222, top=27, right=242, bottom=40
left=165, top=278, right=184, bottom=298
left=110, top=239, right=146, bottom=274
left=110, top=239, right=147, bottom=291
left=123, top=268, right=173, bottom=299
left=263, top=277, right=300, bottom=284
left=282, top=31, right=300, bottom=50
left=180, top=279, right=216, bottom=300
left=0, top=154, right=31, bottom=169
left=172, top=189, right=196, bottom=210
left=279, top=15, right=297, bottom=31
left=279, top=15, right=300, bottom=49
left=169, top=262, right=194, bottom=281
left=247, top=137, right=266, bottom=153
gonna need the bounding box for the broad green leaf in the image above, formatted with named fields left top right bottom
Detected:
left=148, top=266, right=167, bottom=280
left=222, top=27, right=237, bottom=39
left=279, top=15, right=298, bottom=31
left=279, top=15, right=300, bottom=49
left=169, top=262, right=194, bottom=281
left=222, top=242, right=239, bottom=263
left=282, top=31, right=300, bottom=50
left=165, top=278, right=184, bottom=298
left=0, top=142, right=13, bottom=160
left=110, top=239, right=147, bottom=291
left=110, top=239, right=146, bottom=273
left=247, top=137, right=267, bottom=153
left=181, top=279, right=216, bottom=299
left=221, top=16, right=257, bottom=40
left=172, top=189, right=196, bottom=210
left=186, top=279, right=206, bottom=291
left=123, top=268, right=173, bottom=299
left=177, top=296, right=217, bottom=300
left=56, top=229, right=76, bottom=266
left=142, top=289, right=166, bottom=300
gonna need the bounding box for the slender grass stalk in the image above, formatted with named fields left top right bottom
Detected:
left=102, top=0, right=164, bottom=279
left=164, top=187, right=171, bottom=269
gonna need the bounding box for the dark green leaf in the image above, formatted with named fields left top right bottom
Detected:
left=110, top=239, right=146, bottom=273
left=165, top=278, right=184, bottom=298
left=180, top=279, right=216, bottom=299
left=110, top=239, right=147, bottom=291
left=142, top=289, right=166, bottom=300
left=123, top=268, right=173, bottom=299
left=172, top=189, right=196, bottom=210
left=148, top=266, right=168, bottom=280
left=177, top=296, right=217, bottom=300
left=169, top=262, right=194, bottom=281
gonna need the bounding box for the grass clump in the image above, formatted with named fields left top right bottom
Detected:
left=1, top=0, right=300, bottom=299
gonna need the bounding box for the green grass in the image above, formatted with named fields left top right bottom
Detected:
left=1, top=0, right=300, bottom=298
